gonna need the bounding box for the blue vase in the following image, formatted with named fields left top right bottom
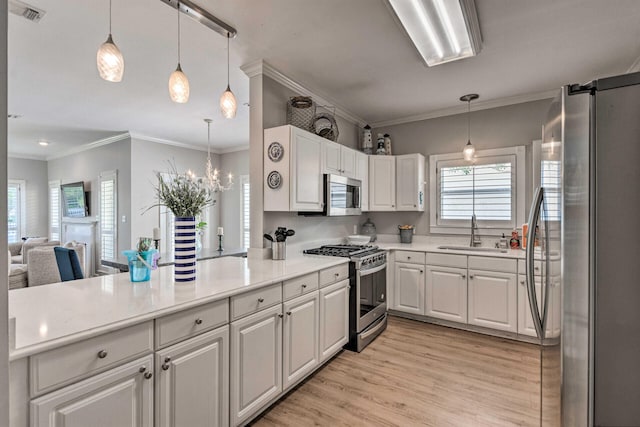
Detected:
left=174, top=216, right=196, bottom=282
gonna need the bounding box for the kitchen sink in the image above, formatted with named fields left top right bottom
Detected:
left=437, top=245, right=508, bottom=254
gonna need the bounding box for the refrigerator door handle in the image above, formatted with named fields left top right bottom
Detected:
left=526, top=187, right=545, bottom=339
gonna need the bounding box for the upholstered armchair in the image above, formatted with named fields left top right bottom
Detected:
left=8, top=242, right=23, bottom=264
left=21, top=240, right=60, bottom=264
left=26, top=242, right=86, bottom=287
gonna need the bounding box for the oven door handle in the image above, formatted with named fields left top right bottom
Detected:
left=359, top=263, right=386, bottom=277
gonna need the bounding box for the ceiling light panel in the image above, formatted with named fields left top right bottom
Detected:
left=388, top=0, right=482, bottom=66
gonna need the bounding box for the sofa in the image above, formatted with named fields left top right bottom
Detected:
left=9, top=238, right=61, bottom=265
left=7, top=241, right=86, bottom=288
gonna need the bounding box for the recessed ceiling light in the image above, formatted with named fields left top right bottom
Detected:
left=38, top=140, right=49, bottom=146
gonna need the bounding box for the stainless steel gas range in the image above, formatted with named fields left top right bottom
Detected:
left=303, top=245, right=387, bottom=352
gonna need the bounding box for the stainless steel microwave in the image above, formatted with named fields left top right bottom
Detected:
left=325, top=174, right=361, bottom=216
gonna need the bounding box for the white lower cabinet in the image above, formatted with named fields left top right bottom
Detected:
left=155, top=326, right=229, bottom=427
left=392, top=262, right=425, bottom=315
left=425, top=265, right=468, bottom=323
left=468, top=270, right=518, bottom=333
left=517, top=275, right=560, bottom=338
left=319, top=279, right=350, bottom=362
left=230, top=304, right=283, bottom=426
left=30, top=355, right=154, bottom=427
left=283, top=292, right=320, bottom=390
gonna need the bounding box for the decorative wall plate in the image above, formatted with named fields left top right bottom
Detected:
left=268, top=142, right=284, bottom=162
left=267, top=171, right=282, bottom=189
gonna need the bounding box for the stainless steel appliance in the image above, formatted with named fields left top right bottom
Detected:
left=531, top=71, right=640, bottom=426
left=325, top=174, right=362, bottom=216
left=303, top=244, right=387, bottom=351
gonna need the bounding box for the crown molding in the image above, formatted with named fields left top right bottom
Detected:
left=46, top=132, right=130, bottom=161
left=129, top=132, right=209, bottom=153
left=240, top=59, right=368, bottom=127
left=8, top=153, right=47, bottom=161
left=216, top=145, right=250, bottom=154
left=627, top=54, right=640, bottom=73
left=371, top=89, right=558, bottom=128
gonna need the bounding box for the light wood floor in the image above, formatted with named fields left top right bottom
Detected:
left=251, top=316, right=542, bottom=427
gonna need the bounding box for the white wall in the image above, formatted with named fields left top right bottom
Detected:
left=129, top=138, right=221, bottom=250
left=261, top=76, right=363, bottom=248
left=47, top=138, right=132, bottom=254
left=8, top=157, right=48, bottom=237
left=369, top=99, right=551, bottom=236
left=219, top=149, right=249, bottom=249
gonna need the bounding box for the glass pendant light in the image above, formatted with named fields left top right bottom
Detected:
left=219, top=33, right=237, bottom=118
left=96, top=0, right=124, bottom=82
left=169, top=1, right=189, bottom=103
left=460, top=93, right=479, bottom=161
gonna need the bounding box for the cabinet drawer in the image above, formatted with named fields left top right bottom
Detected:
left=426, top=253, right=467, bottom=268
left=469, top=256, right=517, bottom=274
left=155, top=299, right=229, bottom=349
left=517, top=259, right=559, bottom=276
left=283, top=272, right=319, bottom=301
left=30, top=321, right=153, bottom=397
left=395, top=250, right=425, bottom=264
left=319, top=264, right=350, bottom=288
left=231, top=283, right=282, bottom=321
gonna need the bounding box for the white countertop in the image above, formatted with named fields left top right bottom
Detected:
left=8, top=255, right=348, bottom=360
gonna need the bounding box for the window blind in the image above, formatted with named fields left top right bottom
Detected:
left=100, top=171, right=117, bottom=261
left=241, top=176, right=250, bottom=249
left=7, top=182, right=21, bottom=243
left=49, top=181, right=61, bottom=241
left=439, top=161, right=513, bottom=222
left=541, top=160, right=561, bottom=221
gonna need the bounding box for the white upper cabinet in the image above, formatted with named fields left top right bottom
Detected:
left=322, top=140, right=357, bottom=178
left=264, top=125, right=323, bottom=212
left=396, top=154, right=425, bottom=211
left=369, top=156, right=396, bottom=211
left=355, top=151, right=369, bottom=212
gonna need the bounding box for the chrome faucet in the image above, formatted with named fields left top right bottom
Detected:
left=470, top=214, right=482, bottom=247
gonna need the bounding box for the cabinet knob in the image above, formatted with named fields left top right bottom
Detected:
left=520, top=280, right=525, bottom=285
left=144, top=372, right=153, bottom=380
left=286, top=311, right=292, bottom=316
left=469, top=275, right=474, bottom=279
left=278, top=313, right=284, bottom=318
left=97, top=350, right=108, bottom=359
left=535, top=266, right=540, bottom=271
left=161, top=356, right=171, bottom=371
left=414, top=205, right=417, bottom=208
left=195, top=318, right=203, bottom=325
left=461, top=274, right=466, bottom=279
left=258, top=297, right=265, bottom=303
left=392, top=205, right=395, bottom=207
left=334, top=273, right=340, bottom=277
left=302, top=284, right=307, bottom=289
left=407, top=256, right=411, bottom=260
left=420, top=270, right=424, bottom=273
left=139, top=366, right=147, bottom=373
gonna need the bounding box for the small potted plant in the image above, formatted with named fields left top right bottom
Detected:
left=146, top=163, right=216, bottom=282
left=122, top=237, right=159, bottom=282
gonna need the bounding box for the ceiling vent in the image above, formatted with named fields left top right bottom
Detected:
left=9, top=0, right=46, bottom=23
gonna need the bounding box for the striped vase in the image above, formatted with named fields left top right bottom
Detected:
left=174, top=216, right=197, bottom=283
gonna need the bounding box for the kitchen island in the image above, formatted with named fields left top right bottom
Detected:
left=9, top=255, right=350, bottom=427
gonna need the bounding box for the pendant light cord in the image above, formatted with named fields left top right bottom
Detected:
left=467, top=99, right=471, bottom=143
left=207, top=120, right=211, bottom=158
left=226, top=33, right=230, bottom=87
left=177, top=1, right=181, bottom=64
left=109, top=0, right=112, bottom=34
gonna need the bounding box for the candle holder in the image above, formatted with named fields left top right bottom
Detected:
left=153, top=239, right=160, bottom=250
left=217, top=235, right=224, bottom=252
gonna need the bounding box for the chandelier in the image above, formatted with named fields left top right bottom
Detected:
left=203, top=119, right=233, bottom=192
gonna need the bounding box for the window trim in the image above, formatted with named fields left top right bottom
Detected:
left=429, top=146, right=526, bottom=235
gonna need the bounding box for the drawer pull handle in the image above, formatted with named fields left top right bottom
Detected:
left=144, top=372, right=153, bottom=380
left=286, top=311, right=292, bottom=316
left=278, top=313, right=284, bottom=318
left=302, top=284, right=307, bottom=288
left=195, top=318, right=203, bottom=325
left=97, top=350, right=108, bottom=359
left=258, top=298, right=265, bottom=303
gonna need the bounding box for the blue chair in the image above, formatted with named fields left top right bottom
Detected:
left=53, top=247, right=84, bottom=282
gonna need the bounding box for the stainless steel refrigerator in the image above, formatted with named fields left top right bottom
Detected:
left=528, top=71, right=640, bottom=426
